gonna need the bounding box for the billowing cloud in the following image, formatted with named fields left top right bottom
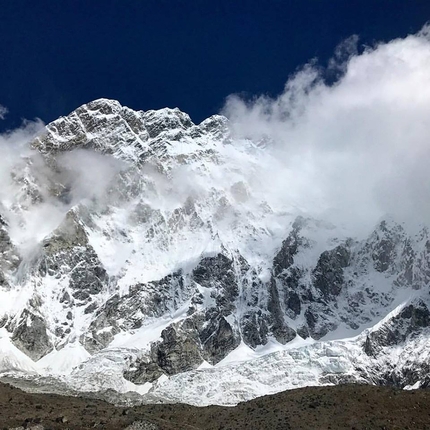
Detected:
left=222, top=25, right=430, bottom=233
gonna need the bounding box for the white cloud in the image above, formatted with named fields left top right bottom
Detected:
left=222, top=25, right=430, bottom=233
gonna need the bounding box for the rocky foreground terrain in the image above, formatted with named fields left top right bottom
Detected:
left=1, top=382, right=430, bottom=430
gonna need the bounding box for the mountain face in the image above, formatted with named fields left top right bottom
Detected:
left=0, top=98, right=430, bottom=405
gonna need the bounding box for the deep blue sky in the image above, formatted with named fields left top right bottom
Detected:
left=0, top=0, right=429, bottom=131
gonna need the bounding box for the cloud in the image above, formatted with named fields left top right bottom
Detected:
left=2, top=24, right=430, bottom=258
left=56, top=149, right=127, bottom=205
left=0, top=105, right=8, bottom=120
left=0, top=118, right=49, bottom=250
left=0, top=118, right=127, bottom=257
left=222, top=25, right=430, bottom=233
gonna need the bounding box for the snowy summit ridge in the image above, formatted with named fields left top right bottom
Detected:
left=0, top=98, right=429, bottom=405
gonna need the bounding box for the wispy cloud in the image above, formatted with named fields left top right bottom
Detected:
left=0, top=105, right=8, bottom=120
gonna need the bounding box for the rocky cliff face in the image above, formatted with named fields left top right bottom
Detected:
left=0, top=99, right=429, bottom=405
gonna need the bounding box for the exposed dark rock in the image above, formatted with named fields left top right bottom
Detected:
left=199, top=315, right=240, bottom=364
left=313, top=244, right=351, bottom=299
left=143, top=108, right=193, bottom=139
left=124, top=323, right=203, bottom=384
left=124, top=306, right=241, bottom=384
left=373, top=240, right=396, bottom=272
left=305, top=305, right=338, bottom=339
left=81, top=295, right=121, bottom=354
left=153, top=326, right=202, bottom=374
left=360, top=220, right=405, bottom=273
left=240, top=311, right=269, bottom=348
left=11, top=309, right=53, bottom=361
left=286, top=291, right=301, bottom=316
left=83, top=270, right=192, bottom=354
left=0, top=215, right=21, bottom=280
left=192, top=253, right=238, bottom=314
left=296, top=325, right=310, bottom=339
left=364, top=300, right=430, bottom=357
left=84, top=302, right=98, bottom=315
left=267, top=278, right=296, bottom=344
left=272, top=216, right=308, bottom=277
left=38, top=209, right=109, bottom=309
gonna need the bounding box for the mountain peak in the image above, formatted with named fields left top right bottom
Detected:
left=32, top=99, right=229, bottom=162
left=1, top=99, right=429, bottom=407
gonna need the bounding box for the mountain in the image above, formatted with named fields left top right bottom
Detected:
left=0, top=98, right=429, bottom=406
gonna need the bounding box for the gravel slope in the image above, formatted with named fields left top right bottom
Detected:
left=1, top=383, right=430, bottom=429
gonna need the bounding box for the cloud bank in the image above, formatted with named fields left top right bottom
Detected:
left=222, top=25, right=430, bottom=233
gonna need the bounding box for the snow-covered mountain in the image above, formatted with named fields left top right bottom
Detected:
left=0, top=98, right=430, bottom=406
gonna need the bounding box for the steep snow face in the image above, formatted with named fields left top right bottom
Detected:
left=32, top=99, right=295, bottom=281
left=0, top=99, right=430, bottom=405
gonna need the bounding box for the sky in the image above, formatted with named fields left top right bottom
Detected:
left=1, top=0, right=430, bottom=131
